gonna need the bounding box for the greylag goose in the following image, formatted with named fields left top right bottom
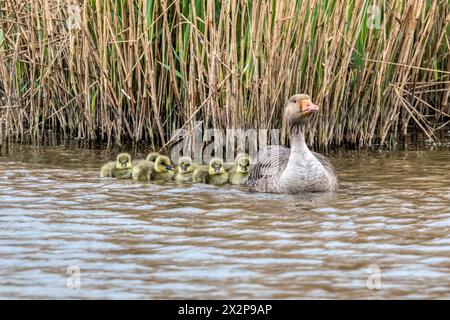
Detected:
left=248, top=94, right=338, bottom=193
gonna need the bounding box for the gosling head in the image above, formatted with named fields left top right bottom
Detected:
left=146, top=152, right=160, bottom=162
left=285, top=94, right=319, bottom=127
left=115, top=153, right=132, bottom=169
left=177, top=156, right=194, bottom=174
left=209, top=158, right=225, bottom=175
left=235, top=154, right=250, bottom=174
left=155, top=155, right=174, bottom=173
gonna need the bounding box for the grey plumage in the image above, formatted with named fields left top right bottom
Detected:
left=247, top=145, right=290, bottom=192
left=247, top=94, right=338, bottom=193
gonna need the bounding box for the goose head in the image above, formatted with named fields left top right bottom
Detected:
left=285, top=94, right=319, bottom=127
left=146, top=152, right=160, bottom=162
left=155, top=155, right=174, bottom=173
left=177, top=156, right=194, bottom=174
left=235, top=153, right=250, bottom=174
left=115, top=153, right=132, bottom=169
left=209, top=158, right=225, bottom=175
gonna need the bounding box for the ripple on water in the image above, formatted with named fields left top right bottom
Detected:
left=0, top=147, right=450, bottom=299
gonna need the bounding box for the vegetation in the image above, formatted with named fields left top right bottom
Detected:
left=0, top=0, right=449, bottom=150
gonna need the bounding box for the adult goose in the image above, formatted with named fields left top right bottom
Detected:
left=247, top=94, right=338, bottom=193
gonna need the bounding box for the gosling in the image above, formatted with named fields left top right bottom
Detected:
left=100, top=153, right=133, bottom=179
left=132, top=152, right=160, bottom=181
left=229, top=153, right=250, bottom=185
left=146, top=152, right=160, bottom=163
left=151, top=155, right=175, bottom=181
left=174, top=156, right=195, bottom=183
left=193, top=157, right=229, bottom=185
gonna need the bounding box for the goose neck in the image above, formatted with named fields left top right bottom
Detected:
left=290, top=126, right=308, bottom=153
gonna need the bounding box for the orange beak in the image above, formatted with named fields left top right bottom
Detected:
left=300, top=99, right=319, bottom=115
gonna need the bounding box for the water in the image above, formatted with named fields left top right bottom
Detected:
left=0, top=143, right=449, bottom=299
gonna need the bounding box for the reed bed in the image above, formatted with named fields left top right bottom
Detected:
left=0, top=0, right=449, bottom=150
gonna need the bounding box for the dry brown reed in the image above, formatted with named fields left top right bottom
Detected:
left=0, top=0, right=449, bottom=150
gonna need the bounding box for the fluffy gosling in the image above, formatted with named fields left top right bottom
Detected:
left=132, top=152, right=161, bottom=181
left=193, top=157, right=229, bottom=185
left=229, top=153, right=251, bottom=185
left=151, top=155, right=175, bottom=181
left=174, top=156, right=195, bottom=183
left=100, top=153, right=133, bottom=179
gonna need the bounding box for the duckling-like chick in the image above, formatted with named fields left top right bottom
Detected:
left=100, top=153, right=133, bottom=179
left=132, top=162, right=154, bottom=181
left=146, top=152, right=160, bottom=163
left=192, top=164, right=208, bottom=183
left=151, top=155, right=175, bottom=181
left=229, top=153, right=251, bottom=185
left=174, top=156, right=195, bottom=183
left=193, top=157, right=229, bottom=185
left=131, top=151, right=162, bottom=181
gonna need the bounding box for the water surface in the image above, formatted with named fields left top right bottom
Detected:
left=0, top=143, right=449, bottom=299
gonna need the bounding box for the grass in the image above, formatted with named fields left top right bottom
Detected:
left=0, top=0, right=449, bottom=150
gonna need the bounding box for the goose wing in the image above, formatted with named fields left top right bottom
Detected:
left=312, top=152, right=336, bottom=177
left=312, top=151, right=338, bottom=190
left=247, top=145, right=291, bottom=190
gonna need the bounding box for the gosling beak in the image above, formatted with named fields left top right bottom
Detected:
left=166, top=165, right=174, bottom=171
left=180, top=165, right=187, bottom=171
left=214, top=167, right=221, bottom=173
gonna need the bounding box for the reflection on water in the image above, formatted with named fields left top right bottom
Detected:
left=0, top=142, right=449, bottom=299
